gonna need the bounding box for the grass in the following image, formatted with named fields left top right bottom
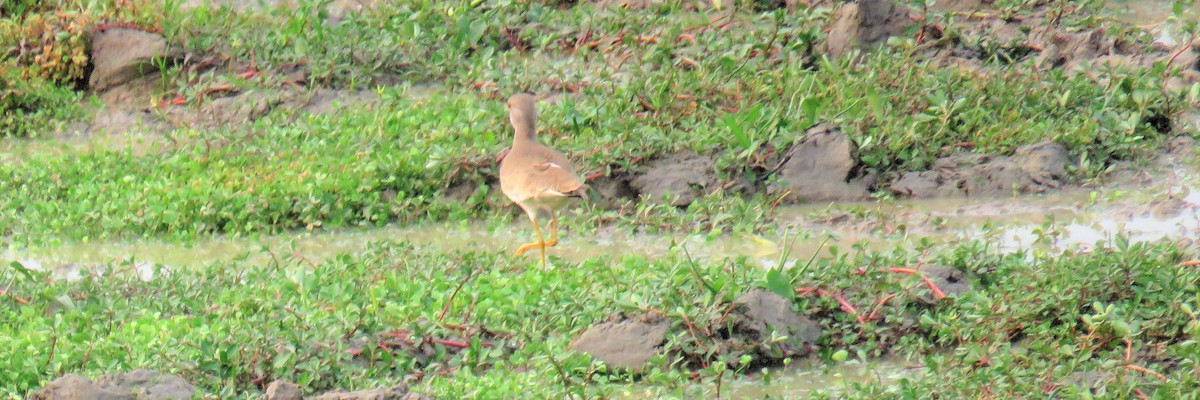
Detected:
left=2, top=0, right=1200, bottom=398
left=0, top=0, right=1190, bottom=243
left=2, top=233, right=1198, bottom=398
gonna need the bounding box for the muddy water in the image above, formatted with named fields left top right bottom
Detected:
left=616, top=356, right=920, bottom=399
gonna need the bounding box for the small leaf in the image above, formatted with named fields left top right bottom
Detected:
left=762, top=268, right=793, bottom=299
left=865, top=87, right=885, bottom=119
left=54, top=294, right=75, bottom=311
left=800, top=97, right=821, bottom=125
left=8, top=261, right=34, bottom=281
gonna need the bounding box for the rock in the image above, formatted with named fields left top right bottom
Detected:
left=912, top=264, right=970, bottom=305
left=309, top=384, right=431, bottom=400
left=29, top=370, right=195, bottom=400
left=727, top=289, right=822, bottom=359
left=1014, top=141, right=1071, bottom=188
left=27, top=374, right=126, bottom=400
left=572, top=312, right=671, bottom=370
left=265, top=380, right=303, bottom=400
left=773, top=124, right=872, bottom=202
left=629, top=152, right=719, bottom=207
left=824, top=0, right=913, bottom=58
left=89, top=28, right=170, bottom=92
left=95, top=370, right=195, bottom=400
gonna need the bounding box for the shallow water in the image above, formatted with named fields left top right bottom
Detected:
left=615, top=356, right=919, bottom=399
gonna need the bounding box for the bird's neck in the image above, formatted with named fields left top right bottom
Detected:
left=512, top=118, right=538, bottom=146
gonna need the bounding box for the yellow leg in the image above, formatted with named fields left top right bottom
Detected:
left=545, top=215, right=559, bottom=248
left=513, top=214, right=548, bottom=266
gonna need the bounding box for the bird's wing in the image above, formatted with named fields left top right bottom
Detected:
left=526, top=147, right=586, bottom=196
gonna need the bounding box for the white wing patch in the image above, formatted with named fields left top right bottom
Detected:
left=533, top=162, right=568, bottom=172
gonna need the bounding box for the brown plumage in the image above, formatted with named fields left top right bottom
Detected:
left=498, top=93, right=587, bottom=266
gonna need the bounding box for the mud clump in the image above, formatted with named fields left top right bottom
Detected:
left=572, top=290, right=822, bottom=371
left=824, top=0, right=913, bottom=58
left=572, top=312, right=672, bottom=370
left=724, top=289, right=822, bottom=361
left=629, top=152, right=720, bottom=207
left=772, top=124, right=875, bottom=203
left=28, top=370, right=195, bottom=400
left=265, top=380, right=304, bottom=400
left=588, top=172, right=639, bottom=209
left=89, top=28, right=172, bottom=92
left=891, top=141, right=1072, bottom=199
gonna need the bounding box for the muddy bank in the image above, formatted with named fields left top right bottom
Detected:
left=572, top=289, right=824, bottom=371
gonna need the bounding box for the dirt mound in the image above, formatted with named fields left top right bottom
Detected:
left=890, top=141, right=1071, bottom=198
left=572, top=290, right=822, bottom=371
left=772, top=124, right=875, bottom=203
left=824, top=0, right=913, bottom=58
left=571, top=312, right=672, bottom=370
left=725, top=289, right=822, bottom=360
left=265, top=380, right=304, bottom=400
left=28, top=370, right=195, bottom=400
left=629, top=152, right=720, bottom=207
left=924, top=4, right=1198, bottom=84
left=89, top=28, right=172, bottom=92
left=588, top=172, right=639, bottom=209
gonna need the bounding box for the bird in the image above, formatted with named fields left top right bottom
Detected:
left=498, top=93, right=588, bottom=267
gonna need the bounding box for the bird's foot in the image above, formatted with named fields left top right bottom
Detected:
left=513, top=241, right=546, bottom=257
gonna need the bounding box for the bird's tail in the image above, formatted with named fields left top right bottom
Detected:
left=569, top=184, right=593, bottom=201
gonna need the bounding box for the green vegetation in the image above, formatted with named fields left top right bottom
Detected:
left=3, top=0, right=1200, bottom=398
left=2, top=233, right=1197, bottom=398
